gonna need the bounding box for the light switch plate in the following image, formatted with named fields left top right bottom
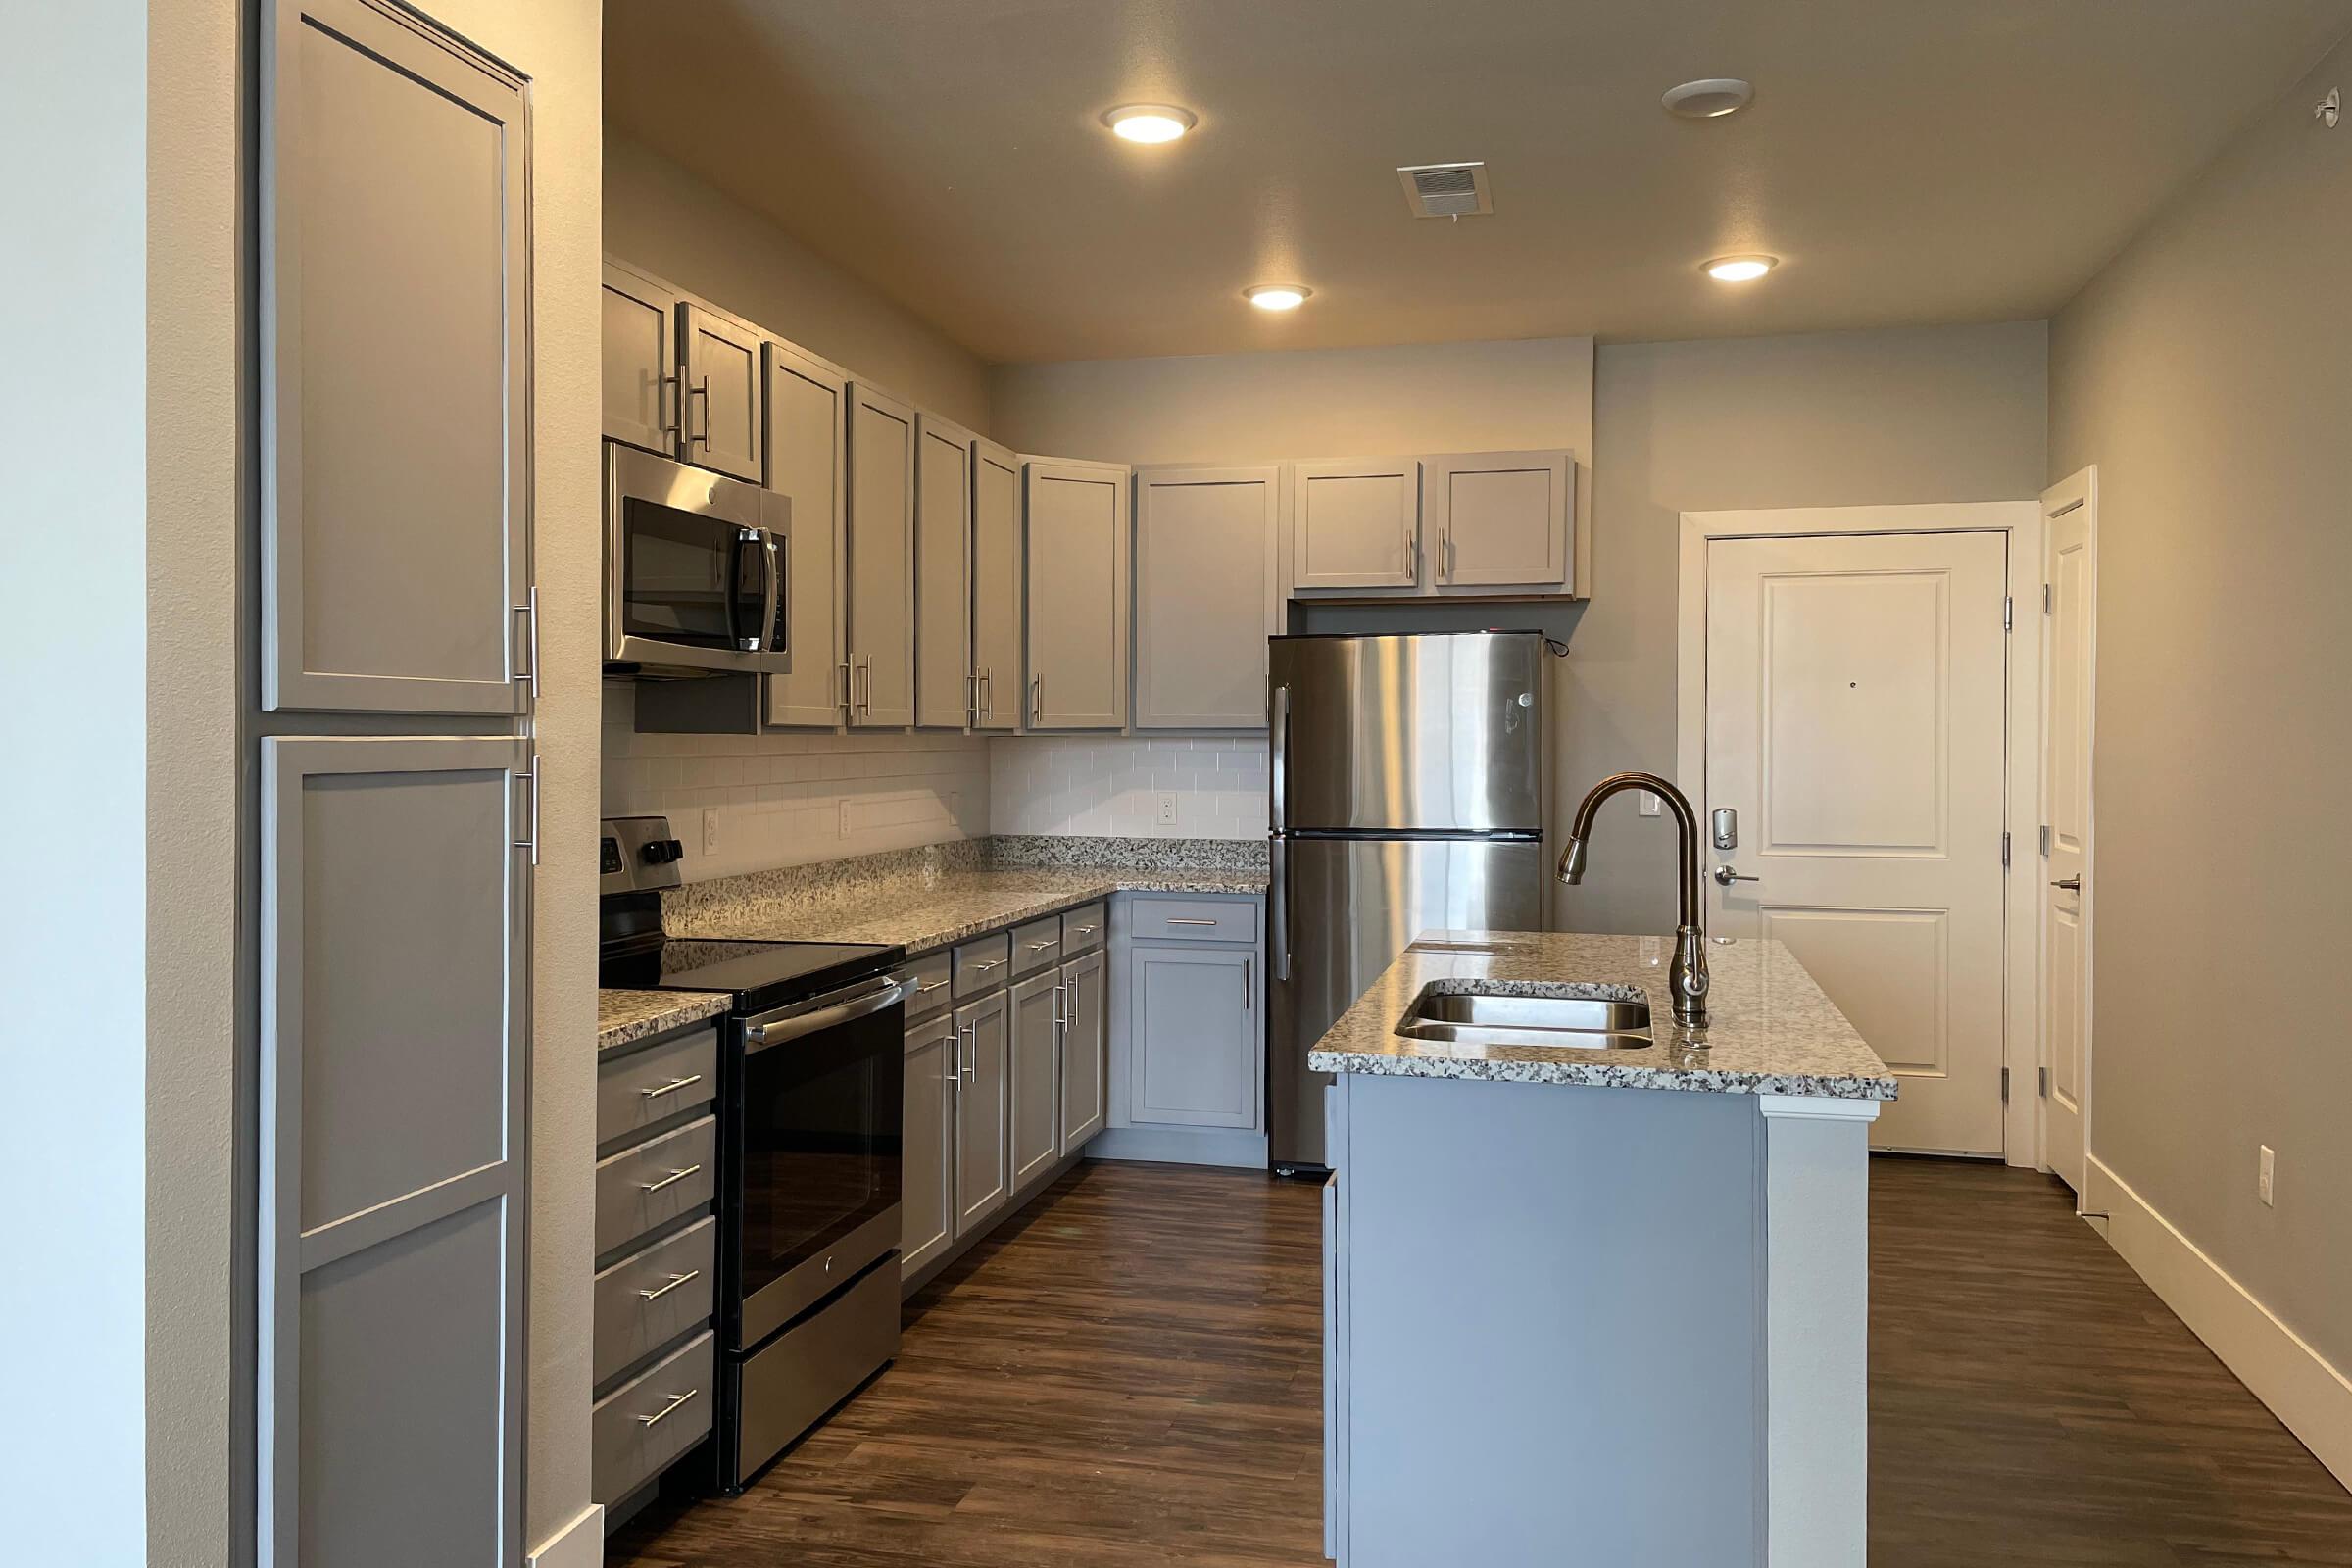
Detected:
left=1639, top=794, right=1662, bottom=817
left=2259, top=1145, right=2276, bottom=1206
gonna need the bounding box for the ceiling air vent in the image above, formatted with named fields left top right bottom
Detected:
left=1396, top=161, right=1493, bottom=219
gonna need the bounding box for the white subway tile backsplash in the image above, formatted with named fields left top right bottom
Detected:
left=987, top=735, right=1269, bottom=840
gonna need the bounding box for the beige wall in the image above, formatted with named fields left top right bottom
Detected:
left=607, top=132, right=991, bottom=430
left=1571, top=322, right=2050, bottom=932
left=2050, top=37, right=2352, bottom=1373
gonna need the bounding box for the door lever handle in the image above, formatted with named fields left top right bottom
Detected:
left=2050, top=875, right=2082, bottom=892
left=1711, top=865, right=1760, bottom=886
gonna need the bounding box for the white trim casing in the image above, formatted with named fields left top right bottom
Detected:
left=526, top=1503, right=605, bottom=1568
left=2087, top=1156, right=2352, bottom=1489
left=1676, top=502, right=2044, bottom=1167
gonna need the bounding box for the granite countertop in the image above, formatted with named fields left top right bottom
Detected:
left=666, top=863, right=1267, bottom=956
left=1306, top=930, right=1897, bottom=1101
left=598, top=988, right=730, bottom=1053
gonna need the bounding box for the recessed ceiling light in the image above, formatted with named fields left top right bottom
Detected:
left=1662, top=78, right=1754, bottom=119
left=1102, top=104, right=1196, bottom=143
left=1245, top=284, right=1311, bottom=312
left=1703, top=254, right=1777, bottom=283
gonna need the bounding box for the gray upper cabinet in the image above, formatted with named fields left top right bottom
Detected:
left=969, top=439, right=1024, bottom=732
left=678, top=305, right=762, bottom=483
left=1424, top=449, right=1574, bottom=592
left=1009, top=971, right=1061, bottom=1191
left=1134, top=466, right=1281, bottom=729
left=1022, top=458, right=1131, bottom=729
left=261, top=0, right=528, bottom=718
left=601, top=260, right=680, bottom=455
left=1290, top=458, right=1421, bottom=592
left=762, top=342, right=851, bottom=728
left=847, top=383, right=916, bottom=728
left=258, top=731, right=530, bottom=1567
left=913, top=415, right=975, bottom=729
left=1058, top=949, right=1108, bottom=1152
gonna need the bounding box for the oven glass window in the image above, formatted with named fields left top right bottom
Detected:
left=620, top=496, right=761, bottom=648
left=737, top=1005, right=903, bottom=1303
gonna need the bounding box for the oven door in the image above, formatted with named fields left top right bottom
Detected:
left=726, top=973, right=913, bottom=1348
left=606, top=442, right=785, bottom=674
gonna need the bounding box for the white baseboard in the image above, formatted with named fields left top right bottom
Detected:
left=1088, top=1125, right=1267, bottom=1169
left=526, top=1503, right=605, bottom=1568
left=2087, top=1154, right=2352, bottom=1488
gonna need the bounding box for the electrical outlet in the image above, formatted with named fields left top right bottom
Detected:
left=701, top=807, right=720, bottom=857
left=1639, top=793, right=1662, bottom=817
left=1155, top=792, right=1180, bottom=829
left=2258, top=1145, right=2276, bottom=1207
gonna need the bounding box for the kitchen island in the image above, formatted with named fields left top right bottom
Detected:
left=1312, top=931, right=1895, bottom=1568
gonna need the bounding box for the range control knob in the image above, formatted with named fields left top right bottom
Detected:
left=641, top=838, right=685, bottom=865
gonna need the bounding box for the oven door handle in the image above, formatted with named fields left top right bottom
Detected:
left=742, top=975, right=916, bottom=1054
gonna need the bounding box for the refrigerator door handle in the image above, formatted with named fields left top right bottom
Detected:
left=1270, top=835, right=1290, bottom=980
left=1269, top=683, right=1290, bottom=835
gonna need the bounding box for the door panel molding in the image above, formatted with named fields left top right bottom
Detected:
left=1675, top=501, right=2043, bottom=1166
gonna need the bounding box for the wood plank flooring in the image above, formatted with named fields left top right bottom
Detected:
left=610, top=1156, right=2352, bottom=1567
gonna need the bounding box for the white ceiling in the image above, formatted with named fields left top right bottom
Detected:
left=605, top=0, right=2352, bottom=365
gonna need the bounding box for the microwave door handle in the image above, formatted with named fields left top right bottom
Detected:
left=759, top=527, right=784, bottom=656
left=720, top=527, right=747, bottom=650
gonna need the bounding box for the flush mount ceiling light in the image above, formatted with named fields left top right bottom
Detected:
left=1662, top=78, right=1754, bottom=119
left=1245, top=284, right=1311, bottom=312
left=1703, top=254, right=1777, bottom=283
left=1102, top=104, right=1197, bottom=143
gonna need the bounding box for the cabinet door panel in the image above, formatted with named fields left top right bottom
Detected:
left=259, top=730, right=529, bottom=1567
left=763, top=343, right=849, bottom=727
left=954, top=995, right=1009, bottom=1237
left=262, top=0, right=526, bottom=716
left=848, top=384, right=916, bottom=727
left=679, top=305, right=762, bottom=483
left=1022, top=460, right=1130, bottom=729
left=1292, top=460, right=1419, bottom=591
left=1135, top=466, right=1279, bottom=729
left=602, top=262, right=679, bottom=454
left=902, top=1018, right=956, bottom=1278
left=914, top=416, right=975, bottom=729
left=1130, top=944, right=1258, bottom=1129
left=1057, top=950, right=1107, bottom=1152
left=969, top=440, right=1024, bottom=731
left=1426, top=449, right=1572, bottom=590
left=1009, top=971, right=1061, bottom=1190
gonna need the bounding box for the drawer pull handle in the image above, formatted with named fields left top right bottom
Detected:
left=639, top=1073, right=706, bottom=1101
left=1071, top=924, right=1099, bottom=936
left=917, top=979, right=950, bottom=995
left=971, top=958, right=1004, bottom=972
left=1166, top=917, right=1220, bottom=927
left=638, top=1164, right=703, bottom=1195
left=637, top=1268, right=701, bottom=1302
left=1027, top=938, right=1059, bottom=952
left=635, top=1387, right=701, bottom=1428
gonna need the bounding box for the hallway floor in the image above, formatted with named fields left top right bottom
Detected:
left=609, top=1157, right=2352, bottom=1566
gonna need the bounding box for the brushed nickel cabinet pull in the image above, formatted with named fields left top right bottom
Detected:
left=639, top=1073, right=705, bottom=1101
left=638, top=1164, right=703, bottom=1195
left=636, top=1388, right=701, bottom=1428
left=637, top=1268, right=701, bottom=1302
left=1166, top=916, right=1219, bottom=927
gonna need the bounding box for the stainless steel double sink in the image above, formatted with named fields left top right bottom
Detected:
left=1396, top=986, right=1652, bottom=1050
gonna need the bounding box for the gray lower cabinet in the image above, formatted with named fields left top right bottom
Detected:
left=593, top=1216, right=717, bottom=1388
left=763, top=341, right=852, bottom=727
left=679, top=303, right=762, bottom=482
left=1009, top=970, right=1061, bottom=1190
left=954, top=991, right=1012, bottom=1237
left=902, top=1012, right=957, bottom=1276
left=1133, top=466, right=1281, bottom=729
left=262, top=0, right=529, bottom=720
left=1021, top=458, right=1131, bottom=728
left=970, top=439, right=1024, bottom=731
left=592, top=1330, right=716, bottom=1512
left=1129, top=943, right=1261, bottom=1129
left=914, top=415, right=976, bottom=728
left=1057, top=948, right=1108, bottom=1151
left=603, top=259, right=680, bottom=455
left=848, top=382, right=916, bottom=727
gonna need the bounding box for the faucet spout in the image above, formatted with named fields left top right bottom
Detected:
left=1556, top=771, right=1710, bottom=1030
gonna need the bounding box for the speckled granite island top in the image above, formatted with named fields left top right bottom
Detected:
left=598, top=988, right=729, bottom=1053
left=1307, top=930, right=1897, bottom=1100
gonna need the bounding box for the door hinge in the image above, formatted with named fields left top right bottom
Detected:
left=2039, top=1065, right=2050, bottom=1098
left=2038, top=823, right=2051, bottom=857
left=2001, top=830, right=2012, bottom=868
left=2000, top=1067, right=2010, bottom=1103
left=2041, top=582, right=2053, bottom=614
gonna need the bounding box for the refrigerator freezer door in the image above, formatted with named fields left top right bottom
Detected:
left=1270, top=632, right=1545, bottom=834
left=1268, top=835, right=1549, bottom=1170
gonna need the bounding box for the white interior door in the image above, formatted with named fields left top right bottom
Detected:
left=1704, top=530, right=2011, bottom=1154
left=2039, top=478, right=2095, bottom=1193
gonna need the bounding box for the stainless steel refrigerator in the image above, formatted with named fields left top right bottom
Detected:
left=1267, top=631, right=1552, bottom=1173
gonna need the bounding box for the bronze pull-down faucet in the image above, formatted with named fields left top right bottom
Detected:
left=1557, top=771, right=1710, bottom=1031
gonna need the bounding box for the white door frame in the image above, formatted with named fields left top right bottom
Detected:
left=1676, top=503, right=2044, bottom=1167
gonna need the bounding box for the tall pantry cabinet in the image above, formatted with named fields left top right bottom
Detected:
left=258, top=2, right=534, bottom=1563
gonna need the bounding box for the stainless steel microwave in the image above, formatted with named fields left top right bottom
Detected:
left=605, top=441, right=789, bottom=676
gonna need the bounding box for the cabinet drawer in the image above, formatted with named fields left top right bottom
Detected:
left=901, top=951, right=954, bottom=1022
left=592, top=1328, right=714, bottom=1506
left=595, top=1115, right=717, bottom=1257
left=1126, top=897, right=1259, bottom=945
left=953, top=931, right=1011, bottom=998
left=1009, top=915, right=1063, bottom=979
left=593, top=1216, right=716, bottom=1390
left=1060, top=902, right=1106, bottom=955
left=596, top=1027, right=718, bottom=1148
